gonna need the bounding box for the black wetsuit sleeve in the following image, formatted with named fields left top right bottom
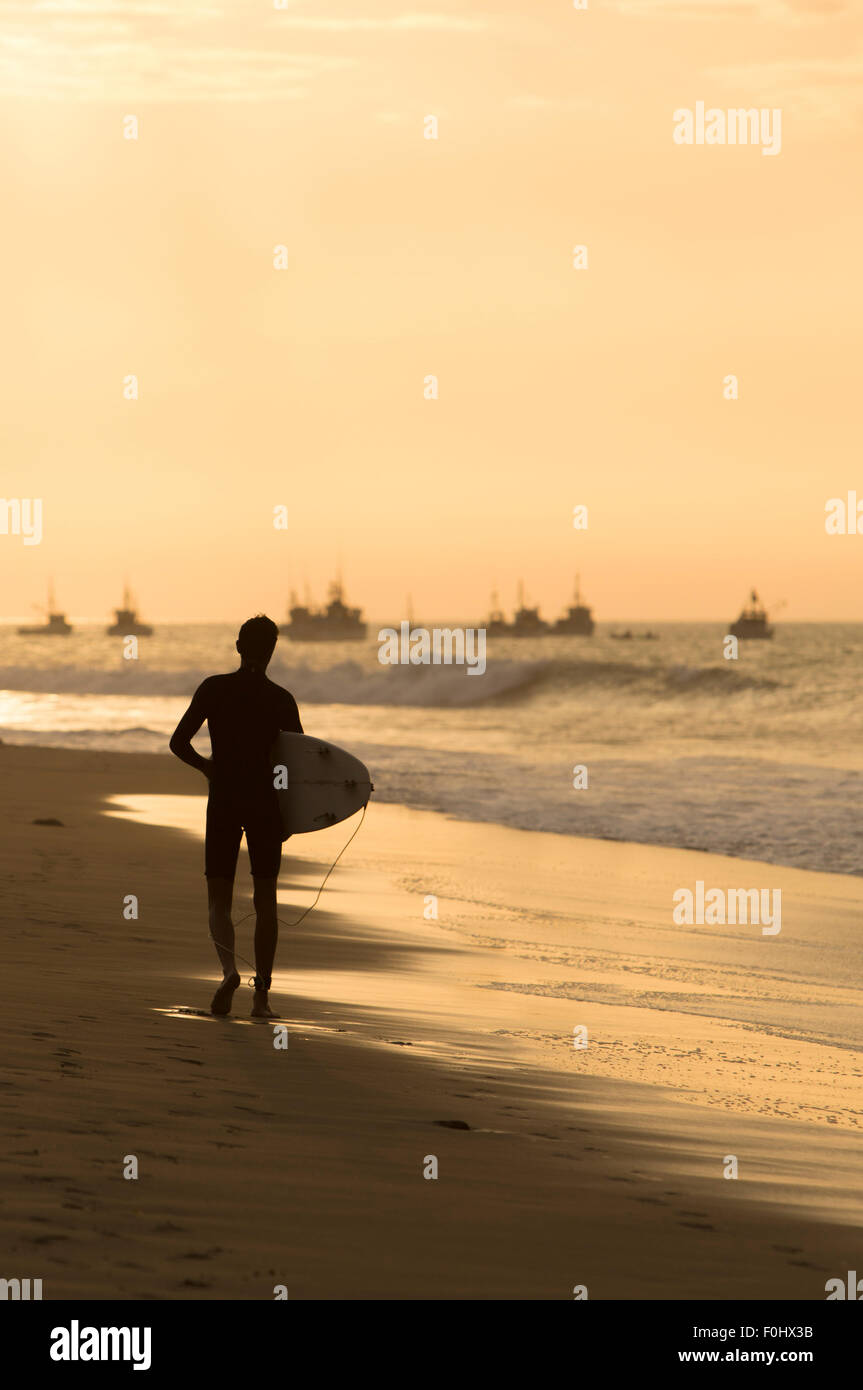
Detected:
left=279, top=690, right=303, bottom=735
left=169, top=679, right=212, bottom=776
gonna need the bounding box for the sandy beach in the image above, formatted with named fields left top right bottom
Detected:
left=0, top=742, right=860, bottom=1300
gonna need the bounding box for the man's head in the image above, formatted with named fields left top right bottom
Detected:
left=237, top=614, right=279, bottom=669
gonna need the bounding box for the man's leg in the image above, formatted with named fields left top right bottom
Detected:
left=208, top=876, right=241, bottom=1015
left=205, top=787, right=243, bottom=1015
left=251, top=875, right=278, bottom=1018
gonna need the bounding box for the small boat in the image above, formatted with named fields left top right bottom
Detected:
left=610, top=630, right=633, bottom=641
left=554, top=575, right=595, bottom=635
left=509, top=602, right=548, bottom=637
left=281, top=580, right=367, bottom=641
left=487, top=583, right=549, bottom=636
left=107, top=586, right=153, bottom=637
left=18, top=584, right=73, bottom=636
left=487, top=590, right=510, bottom=637
left=729, top=589, right=773, bottom=640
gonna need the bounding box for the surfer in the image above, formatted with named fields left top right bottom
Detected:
left=169, top=614, right=303, bottom=1018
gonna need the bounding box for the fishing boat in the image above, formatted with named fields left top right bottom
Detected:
left=487, top=590, right=510, bottom=636
left=486, top=583, right=548, bottom=636
left=554, top=575, right=595, bottom=636
left=17, top=584, right=73, bottom=636
left=729, top=589, right=773, bottom=640
left=107, top=586, right=153, bottom=637
left=281, top=580, right=367, bottom=641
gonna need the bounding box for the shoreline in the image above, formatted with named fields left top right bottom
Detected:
left=3, top=728, right=863, bottom=881
left=1, top=745, right=862, bottom=1299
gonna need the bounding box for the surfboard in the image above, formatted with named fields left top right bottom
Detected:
left=271, top=731, right=373, bottom=838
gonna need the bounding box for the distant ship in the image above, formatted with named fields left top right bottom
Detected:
left=281, top=580, right=367, bottom=641
left=610, top=630, right=659, bottom=641
left=17, top=584, right=73, bottom=636
left=554, top=575, right=595, bottom=636
left=729, top=589, right=774, bottom=640
left=486, top=583, right=548, bottom=636
left=486, top=591, right=510, bottom=636
left=107, top=586, right=153, bottom=637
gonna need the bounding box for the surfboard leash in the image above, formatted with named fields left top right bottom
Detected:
left=208, top=802, right=368, bottom=985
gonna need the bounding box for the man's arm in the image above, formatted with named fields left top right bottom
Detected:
left=280, top=689, right=303, bottom=735
left=169, top=683, right=212, bottom=777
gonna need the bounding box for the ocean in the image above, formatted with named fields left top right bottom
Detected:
left=2, top=621, right=861, bottom=877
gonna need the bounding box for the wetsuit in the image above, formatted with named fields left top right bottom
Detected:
left=187, top=668, right=303, bottom=879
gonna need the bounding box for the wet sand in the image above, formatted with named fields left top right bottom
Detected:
left=1, top=744, right=861, bottom=1299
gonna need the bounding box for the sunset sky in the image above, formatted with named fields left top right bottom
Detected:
left=1, top=0, right=861, bottom=621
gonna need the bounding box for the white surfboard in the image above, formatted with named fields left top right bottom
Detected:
left=271, top=731, right=373, bottom=837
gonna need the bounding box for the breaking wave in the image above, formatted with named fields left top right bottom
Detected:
left=0, top=659, right=783, bottom=707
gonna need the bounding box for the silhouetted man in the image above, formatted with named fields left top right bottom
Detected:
left=170, top=614, right=303, bottom=1018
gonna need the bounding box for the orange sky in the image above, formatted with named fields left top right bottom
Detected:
left=0, top=0, right=861, bottom=622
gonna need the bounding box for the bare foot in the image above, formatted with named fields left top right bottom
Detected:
left=251, top=989, right=275, bottom=1019
left=211, top=971, right=240, bottom=1016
